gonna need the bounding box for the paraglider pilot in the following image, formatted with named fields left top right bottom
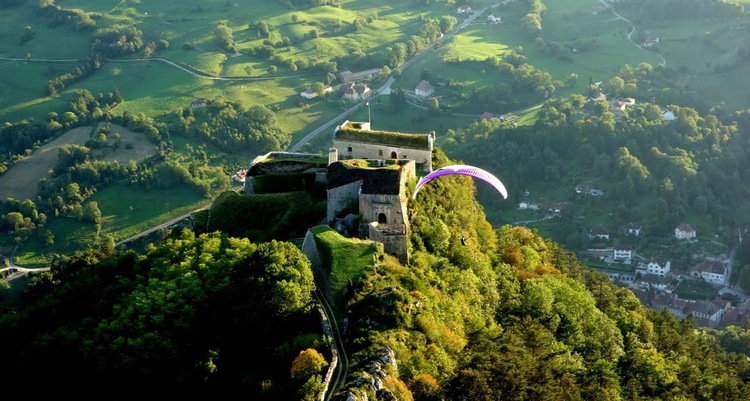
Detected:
left=461, top=235, right=467, bottom=246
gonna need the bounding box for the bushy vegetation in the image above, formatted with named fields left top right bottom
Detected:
left=0, top=231, right=325, bottom=399
left=201, top=190, right=326, bottom=242
left=3, top=150, right=750, bottom=400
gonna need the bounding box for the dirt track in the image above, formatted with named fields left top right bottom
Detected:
left=0, top=123, right=155, bottom=201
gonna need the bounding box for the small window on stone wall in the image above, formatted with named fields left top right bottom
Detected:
left=378, top=149, right=383, bottom=156
left=347, top=146, right=352, bottom=153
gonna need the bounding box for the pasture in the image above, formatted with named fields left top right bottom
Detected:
left=0, top=123, right=154, bottom=202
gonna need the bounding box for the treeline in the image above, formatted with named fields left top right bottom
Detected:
left=36, top=0, right=97, bottom=31
left=170, top=96, right=292, bottom=154
left=242, top=13, right=457, bottom=78
left=0, top=88, right=123, bottom=174
left=623, top=0, right=746, bottom=21
left=46, top=26, right=144, bottom=96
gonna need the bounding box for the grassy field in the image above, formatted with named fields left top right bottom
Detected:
left=312, top=225, right=379, bottom=320
left=0, top=123, right=154, bottom=201
left=3, top=0, right=749, bottom=126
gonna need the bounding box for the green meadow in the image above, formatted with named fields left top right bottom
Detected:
left=312, top=225, right=379, bottom=320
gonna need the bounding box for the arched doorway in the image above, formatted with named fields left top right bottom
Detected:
left=378, top=213, right=387, bottom=224
left=390, top=151, right=397, bottom=159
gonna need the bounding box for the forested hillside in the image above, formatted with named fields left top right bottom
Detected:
left=446, top=92, right=750, bottom=246
left=2, top=150, right=750, bottom=400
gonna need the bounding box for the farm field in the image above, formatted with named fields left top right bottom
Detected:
left=0, top=123, right=154, bottom=202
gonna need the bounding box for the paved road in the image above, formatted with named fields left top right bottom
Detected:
left=0, top=208, right=207, bottom=282
left=0, top=245, right=50, bottom=281
left=114, top=208, right=206, bottom=247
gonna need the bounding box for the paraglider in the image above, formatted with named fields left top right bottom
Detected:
left=412, top=165, right=508, bottom=200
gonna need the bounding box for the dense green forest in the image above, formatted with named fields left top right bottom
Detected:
left=2, top=151, right=750, bottom=400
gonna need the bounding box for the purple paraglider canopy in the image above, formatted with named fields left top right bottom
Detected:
left=412, top=165, right=508, bottom=200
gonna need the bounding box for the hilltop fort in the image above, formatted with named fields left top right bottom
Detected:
left=244, top=121, right=436, bottom=264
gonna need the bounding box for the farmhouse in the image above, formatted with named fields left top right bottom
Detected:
left=300, top=85, right=333, bottom=99
left=415, top=80, right=434, bottom=98
left=487, top=15, right=501, bottom=23
left=191, top=99, right=207, bottom=110
left=642, top=37, right=660, bottom=47
left=341, top=83, right=372, bottom=101
left=457, top=5, right=472, bottom=14
left=338, top=68, right=382, bottom=83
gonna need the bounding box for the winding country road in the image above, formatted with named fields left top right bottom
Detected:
left=598, top=0, right=666, bottom=67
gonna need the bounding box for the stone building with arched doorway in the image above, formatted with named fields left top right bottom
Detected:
left=325, top=158, right=416, bottom=264
left=332, top=120, right=434, bottom=172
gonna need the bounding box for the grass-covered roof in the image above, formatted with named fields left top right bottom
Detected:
left=335, top=124, right=430, bottom=150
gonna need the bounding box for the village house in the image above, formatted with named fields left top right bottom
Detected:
left=638, top=274, right=672, bottom=292
left=646, top=257, right=671, bottom=276
left=675, top=223, right=697, bottom=240
left=517, top=201, right=539, bottom=210
left=612, top=97, right=636, bottom=112
left=415, top=80, right=435, bottom=98
left=341, top=83, right=372, bottom=101
left=694, top=260, right=726, bottom=285
left=582, top=92, right=608, bottom=114
left=191, top=99, right=207, bottom=110
left=613, top=244, right=632, bottom=261
left=589, top=225, right=610, bottom=241
left=487, top=15, right=501, bottom=23
left=663, top=110, right=675, bottom=121
left=575, top=183, right=604, bottom=196
left=686, top=300, right=724, bottom=325
left=457, top=5, right=472, bottom=14
left=539, top=202, right=565, bottom=214
left=624, top=222, right=642, bottom=236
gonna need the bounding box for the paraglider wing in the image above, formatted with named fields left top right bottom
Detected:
left=412, top=165, right=508, bottom=200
